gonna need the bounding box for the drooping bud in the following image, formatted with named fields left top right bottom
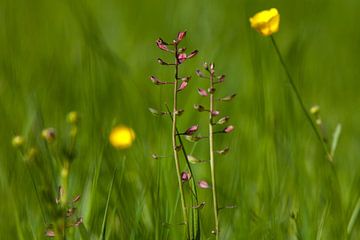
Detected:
left=177, top=31, right=187, bottom=42
left=175, top=109, right=185, bottom=116
left=177, top=81, right=188, bottom=92
left=198, top=88, right=208, bottom=97
left=216, top=147, right=230, bottom=155
left=208, top=87, right=216, bottom=94
left=216, top=116, right=230, bottom=125
left=156, top=38, right=169, bottom=51
left=217, top=74, right=225, bottom=83
left=198, top=180, right=211, bottom=189
left=224, top=125, right=235, bottom=133
left=12, top=135, right=25, bottom=148
left=211, top=110, right=220, bottom=116
left=185, top=125, right=199, bottom=135
left=196, top=69, right=206, bottom=78
left=187, top=50, right=198, bottom=59
left=41, top=128, right=56, bottom=143
left=184, top=135, right=202, bottom=142
left=157, top=58, right=168, bottom=65
left=181, top=171, right=191, bottom=182
left=194, top=104, right=205, bottom=112
left=150, top=76, right=163, bottom=85
left=218, top=93, right=236, bottom=102
left=187, top=155, right=206, bottom=164
left=148, top=107, right=164, bottom=116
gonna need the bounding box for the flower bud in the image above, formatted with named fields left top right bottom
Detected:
left=203, top=62, right=209, bottom=71
left=156, top=38, right=169, bottom=51
left=177, top=31, right=187, bottom=42
left=208, top=87, right=216, bottom=94
left=198, top=180, right=211, bottom=189
left=41, top=128, right=56, bottom=143
left=151, top=153, right=159, bottom=159
left=184, top=135, right=202, bottom=142
left=178, top=53, right=187, bottom=63
left=216, top=147, right=230, bottom=155
left=216, top=116, right=230, bottom=125
left=218, top=93, right=236, bottom=102
left=310, top=105, right=320, bottom=115
left=177, top=81, right=188, bottom=92
left=12, top=135, right=25, bottom=148
left=157, top=58, right=168, bottom=65
left=217, top=74, right=225, bottom=83
left=67, top=111, right=79, bottom=124
left=195, top=69, right=205, bottom=78
left=211, top=110, right=220, bottom=116
left=194, top=104, right=205, bottom=112
left=197, top=88, right=208, bottom=97
left=224, top=125, right=235, bottom=133
left=148, top=107, right=164, bottom=116
left=187, top=155, right=204, bottom=164
left=185, top=125, right=199, bottom=135
left=175, top=109, right=184, bottom=116
left=187, top=50, right=198, bottom=59
left=181, top=171, right=191, bottom=182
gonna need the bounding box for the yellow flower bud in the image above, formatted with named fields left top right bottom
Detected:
left=109, top=125, right=135, bottom=149
left=250, top=8, right=280, bottom=36
left=67, top=111, right=79, bottom=125
left=12, top=135, right=25, bottom=148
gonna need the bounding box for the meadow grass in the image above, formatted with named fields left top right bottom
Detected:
left=1, top=0, right=360, bottom=239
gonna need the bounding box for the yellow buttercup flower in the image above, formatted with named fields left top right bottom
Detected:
left=250, top=8, right=280, bottom=36
left=109, top=125, right=136, bottom=149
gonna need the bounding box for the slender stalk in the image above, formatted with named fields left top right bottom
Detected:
left=172, top=43, right=189, bottom=238
left=209, top=72, right=219, bottom=238
left=270, top=36, right=332, bottom=161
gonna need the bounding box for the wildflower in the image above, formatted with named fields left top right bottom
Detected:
left=12, top=135, right=25, bottom=148
left=250, top=8, right=280, bottom=36
left=224, top=125, right=235, bottom=133
left=41, top=128, right=56, bottom=143
left=67, top=111, right=79, bottom=124
left=109, top=125, right=136, bottom=149
left=198, top=180, right=211, bottom=189
left=181, top=171, right=191, bottom=182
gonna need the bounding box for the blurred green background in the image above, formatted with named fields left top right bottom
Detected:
left=1, top=0, right=360, bottom=239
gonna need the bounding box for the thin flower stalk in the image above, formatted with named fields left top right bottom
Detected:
left=209, top=68, right=219, bottom=239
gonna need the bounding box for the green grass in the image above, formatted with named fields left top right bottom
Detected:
left=1, top=0, right=360, bottom=239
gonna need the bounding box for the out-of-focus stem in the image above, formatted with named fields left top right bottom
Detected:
left=209, top=71, right=219, bottom=239
left=270, top=36, right=332, bottom=162
left=172, top=43, right=189, bottom=238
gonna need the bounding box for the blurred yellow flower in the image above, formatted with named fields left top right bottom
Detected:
left=109, top=125, right=135, bottom=149
left=250, top=8, right=280, bottom=36
left=12, top=135, right=25, bottom=148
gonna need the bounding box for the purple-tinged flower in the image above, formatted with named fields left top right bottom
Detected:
left=178, top=53, right=187, bottom=63
left=156, top=38, right=169, bottom=51
left=181, top=171, right=191, bottom=182
left=198, top=180, right=211, bottom=189
left=211, top=110, right=220, bottom=116
left=177, top=31, right=187, bottom=42
left=185, top=125, right=199, bottom=135
left=177, top=81, right=188, bottom=92
left=224, top=125, right=235, bottom=133
left=198, top=88, right=208, bottom=97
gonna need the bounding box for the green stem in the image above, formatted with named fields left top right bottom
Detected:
left=270, top=36, right=332, bottom=161
left=209, top=71, right=219, bottom=239
left=172, top=43, right=189, bottom=238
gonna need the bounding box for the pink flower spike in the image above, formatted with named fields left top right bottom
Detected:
left=198, top=180, right=211, bottom=189
left=187, top=50, right=198, bottom=59
left=185, top=125, right=199, bottom=135
left=177, top=81, right=188, bottom=92
left=156, top=39, right=169, bottom=51
left=211, top=110, right=220, bottom=116
left=181, top=171, right=191, bottom=182
left=178, top=53, right=187, bottom=63
left=224, top=125, right=235, bottom=133
left=177, top=31, right=187, bottom=42
left=197, top=88, right=208, bottom=97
